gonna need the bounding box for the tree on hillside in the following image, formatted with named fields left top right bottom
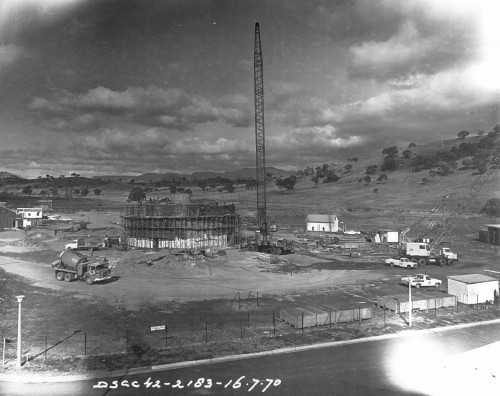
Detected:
left=480, top=198, right=500, bottom=216
left=381, top=157, right=398, bottom=171
left=197, top=180, right=208, bottom=191
left=128, top=187, right=146, bottom=203
left=81, top=188, right=89, bottom=196
left=377, top=174, right=388, bottom=183
left=382, top=146, right=398, bottom=158
left=223, top=182, right=235, bottom=193
left=364, top=175, right=371, bottom=185
left=457, top=130, right=469, bottom=140
left=365, top=164, right=377, bottom=175
left=93, top=189, right=102, bottom=196
left=73, top=188, right=81, bottom=195
left=311, top=176, right=319, bottom=187
left=408, top=142, right=417, bottom=147
left=22, top=185, right=32, bottom=195
left=323, top=172, right=339, bottom=183
left=344, top=164, right=353, bottom=172
left=276, top=177, right=296, bottom=192
left=402, top=149, right=412, bottom=159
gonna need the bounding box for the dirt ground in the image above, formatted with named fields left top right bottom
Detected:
left=1, top=206, right=500, bottom=375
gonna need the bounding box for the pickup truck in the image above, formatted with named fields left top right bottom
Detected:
left=385, top=257, right=417, bottom=269
left=65, top=239, right=99, bottom=251
left=401, top=274, right=442, bottom=288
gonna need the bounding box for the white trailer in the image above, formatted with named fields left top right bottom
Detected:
left=447, top=274, right=499, bottom=304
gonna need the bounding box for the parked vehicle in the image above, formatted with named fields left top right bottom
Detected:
left=385, top=257, right=418, bottom=269
left=51, top=250, right=111, bottom=285
left=246, top=231, right=294, bottom=255
left=65, top=238, right=99, bottom=251
left=401, top=273, right=442, bottom=288
left=344, top=230, right=361, bottom=235
left=399, top=242, right=458, bottom=266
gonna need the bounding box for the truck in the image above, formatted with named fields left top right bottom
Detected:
left=399, top=242, right=458, bottom=266
left=400, top=273, right=442, bottom=288
left=51, top=250, right=112, bottom=285
left=65, top=238, right=100, bottom=251
left=385, top=257, right=418, bottom=269
left=246, top=231, right=295, bottom=255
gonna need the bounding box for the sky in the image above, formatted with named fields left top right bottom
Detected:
left=0, top=0, right=499, bottom=178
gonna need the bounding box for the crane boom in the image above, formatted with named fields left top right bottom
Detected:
left=254, top=22, right=267, bottom=240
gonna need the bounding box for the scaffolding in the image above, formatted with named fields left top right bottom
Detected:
left=120, top=201, right=240, bottom=251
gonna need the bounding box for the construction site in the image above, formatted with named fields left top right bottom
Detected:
left=120, top=194, right=239, bottom=251
left=0, top=22, right=499, bottom=389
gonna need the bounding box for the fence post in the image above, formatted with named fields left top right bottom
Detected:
left=384, top=304, right=386, bottom=322
left=247, top=312, right=250, bottom=327
left=84, top=332, right=87, bottom=356
left=329, top=310, right=331, bottom=329
left=273, top=310, right=275, bottom=336
left=2, top=338, right=5, bottom=367
left=256, top=292, right=259, bottom=307
left=301, top=312, right=304, bottom=333
left=205, top=322, right=208, bottom=343
left=240, top=319, right=243, bottom=339
left=435, top=299, right=437, bottom=316
left=125, top=328, right=129, bottom=355
left=238, top=293, right=241, bottom=310
left=165, top=326, right=168, bottom=348
left=456, top=297, right=458, bottom=314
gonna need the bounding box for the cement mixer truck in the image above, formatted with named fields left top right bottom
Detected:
left=51, top=250, right=112, bottom=285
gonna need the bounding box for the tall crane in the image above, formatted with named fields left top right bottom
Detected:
left=254, top=22, right=267, bottom=241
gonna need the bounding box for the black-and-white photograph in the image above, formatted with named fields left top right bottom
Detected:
left=0, top=1, right=499, bottom=395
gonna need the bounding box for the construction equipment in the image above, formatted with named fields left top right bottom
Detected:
left=247, top=231, right=294, bottom=255
left=249, top=23, right=294, bottom=256
left=399, top=150, right=499, bottom=264
left=254, top=22, right=267, bottom=240
left=399, top=241, right=457, bottom=266
left=51, top=250, right=111, bottom=285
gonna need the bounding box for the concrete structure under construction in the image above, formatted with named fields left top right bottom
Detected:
left=121, top=194, right=239, bottom=251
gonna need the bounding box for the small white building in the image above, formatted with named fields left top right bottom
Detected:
left=377, top=229, right=399, bottom=243
left=16, top=207, right=43, bottom=228
left=306, top=214, right=339, bottom=233
left=448, top=274, right=499, bottom=304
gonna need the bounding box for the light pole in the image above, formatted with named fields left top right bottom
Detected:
left=408, top=283, right=412, bottom=327
left=15, top=295, right=25, bottom=367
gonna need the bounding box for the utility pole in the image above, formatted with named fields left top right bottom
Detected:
left=254, top=22, right=267, bottom=241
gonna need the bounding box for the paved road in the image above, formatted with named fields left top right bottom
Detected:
left=2, top=322, right=500, bottom=396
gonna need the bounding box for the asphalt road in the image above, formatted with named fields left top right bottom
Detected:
left=2, top=322, right=500, bottom=396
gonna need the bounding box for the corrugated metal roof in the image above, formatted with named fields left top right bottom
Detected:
left=448, top=274, right=497, bottom=284
left=485, top=224, right=500, bottom=229
left=306, top=214, right=337, bottom=223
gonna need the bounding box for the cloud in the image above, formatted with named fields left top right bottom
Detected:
left=269, top=125, right=363, bottom=150
left=29, top=86, right=253, bottom=131
left=0, top=44, right=22, bottom=71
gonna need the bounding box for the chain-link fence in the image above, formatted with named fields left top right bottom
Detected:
left=2, top=298, right=498, bottom=368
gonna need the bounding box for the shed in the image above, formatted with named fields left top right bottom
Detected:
left=447, top=274, right=499, bottom=304
left=377, top=229, right=399, bottom=243
left=484, top=224, right=500, bottom=245
left=0, top=206, right=16, bottom=229
left=306, top=214, right=338, bottom=233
